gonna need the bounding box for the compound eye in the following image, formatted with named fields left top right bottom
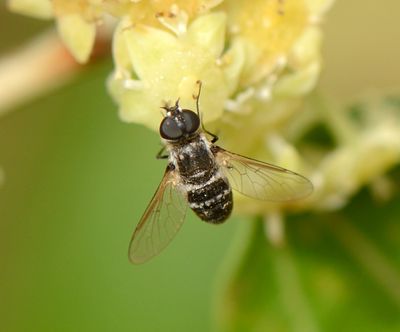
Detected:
left=160, top=117, right=183, bottom=140
left=182, top=110, right=200, bottom=134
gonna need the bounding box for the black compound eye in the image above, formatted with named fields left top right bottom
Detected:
left=160, top=117, right=183, bottom=140
left=182, top=110, right=200, bottom=134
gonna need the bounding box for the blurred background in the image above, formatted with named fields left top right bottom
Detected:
left=1, top=1, right=400, bottom=331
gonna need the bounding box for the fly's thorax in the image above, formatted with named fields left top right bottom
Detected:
left=166, top=134, right=217, bottom=185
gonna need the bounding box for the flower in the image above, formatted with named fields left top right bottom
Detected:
left=310, top=96, right=400, bottom=210
left=107, top=0, right=330, bottom=130
left=8, top=0, right=400, bottom=219
left=108, top=12, right=243, bottom=128
left=8, top=0, right=98, bottom=63
left=7, top=0, right=222, bottom=63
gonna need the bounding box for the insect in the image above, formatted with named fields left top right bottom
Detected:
left=129, top=81, right=313, bottom=264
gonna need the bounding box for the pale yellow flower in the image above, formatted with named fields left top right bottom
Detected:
left=8, top=0, right=98, bottom=63
left=9, top=0, right=400, bottom=220
left=107, top=0, right=329, bottom=127
left=7, top=0, right=222, bottom=63
left=221, top=0, right=309, bottom=86
left=311, top=98, right=400, bottom=210
left=108, top=12, right=244, bottom=128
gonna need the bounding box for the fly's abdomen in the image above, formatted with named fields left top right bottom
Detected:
left=187, top=175, right=233, bottom=224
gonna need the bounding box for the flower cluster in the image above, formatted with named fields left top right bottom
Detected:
left=8, top=0, right=222, bottom=63
left=9, top=0, right=400, bottom=217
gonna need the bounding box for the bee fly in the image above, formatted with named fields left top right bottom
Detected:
left=129, top=81, right=313, bottom=264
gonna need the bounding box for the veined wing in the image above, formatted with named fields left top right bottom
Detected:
left=129, top=164, right=187, bottom=264
left=214, top=146, right=313, bottom=202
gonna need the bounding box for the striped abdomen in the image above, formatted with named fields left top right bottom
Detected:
left=187, top=175, right=233, bottom=224
left=171, top=135, right=233, bottom=224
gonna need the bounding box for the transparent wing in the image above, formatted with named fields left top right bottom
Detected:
left=129, top=165, right=187, bottom=264
left=214, top=146, right=313, bottom=202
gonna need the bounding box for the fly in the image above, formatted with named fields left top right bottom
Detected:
left=129, top=81, right=313, bottom=264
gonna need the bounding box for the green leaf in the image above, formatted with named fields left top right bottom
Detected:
left=217, top=184, right=400, bottom=332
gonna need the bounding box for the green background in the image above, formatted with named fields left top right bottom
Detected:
left=0, top=60, right=239, bottom=331
left=1, top=1, right=400, bottom=331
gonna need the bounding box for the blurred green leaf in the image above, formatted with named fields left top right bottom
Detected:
left=0, top=60, right=237, bottom=332
left=217, top=185, right=400, bottom=332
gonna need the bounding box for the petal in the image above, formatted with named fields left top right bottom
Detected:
left=274, top=62, right=320, bottom=97
left=8, top=0, right=53, bottom=19
left=305, top=0, right=335, bottom=19
left=119, top=19, right=231, bottom=127
left=122, top=25, right=180, bottom=81
left=353, top=126, right=400, bottom=185
left=274, top=27, right=322, bottom=96
left=107, top=75, right=160, bottom=128
left=112, top=16, right=134, bottom=75
left=185, top=12, right=227, bottom=58
left=221, top=39, right=246, bottom=94
left=317, top=124, right=400, bottom=209
left=56, top=14, right=96, bottom=63
left=290, top=27, right=322, bottom=67
left=221, top=0, right=309, bottom=85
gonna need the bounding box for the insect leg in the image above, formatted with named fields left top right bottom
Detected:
left=193, top=80, right=219, bottom=143
left=156, top=146, right=169, bottom=159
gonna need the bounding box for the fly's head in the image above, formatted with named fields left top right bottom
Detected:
left=159, top=99, right=200, bottom=142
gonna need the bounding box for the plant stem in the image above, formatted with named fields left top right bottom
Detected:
left=0, top=27, right=111, bottom=117
left=0, top=30, right=79, bottom=116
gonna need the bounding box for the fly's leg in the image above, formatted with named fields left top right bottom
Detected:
left=193, top=80, right=219, bottom=144
left=156, top=146, right=169, bottom=159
